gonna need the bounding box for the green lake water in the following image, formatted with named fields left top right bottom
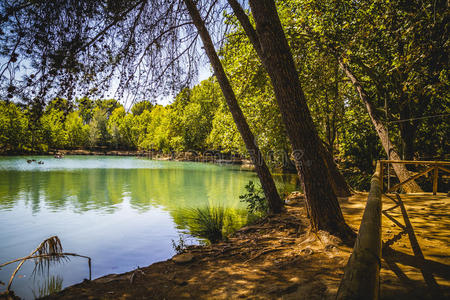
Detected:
left=0, top=156, right=299, bottom=299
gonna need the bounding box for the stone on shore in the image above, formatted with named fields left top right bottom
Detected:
left=172, top=253, right=194, bottom=264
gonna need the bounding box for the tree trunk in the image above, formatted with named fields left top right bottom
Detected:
left=320, top=142, right=352, bottom=197
left=229, top=0, right=354, bottom=240
left=338, top=58, right=423, bottom=193
left=228, top=0, right=352, bottom=199
left=183, top=0, right=283, bottom=213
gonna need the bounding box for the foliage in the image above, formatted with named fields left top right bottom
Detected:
left=185, top=206, right=227, bottom=244
left=344, top=172, right=372, bottom=192
left=131, top=101, right=153, bottom=116
left=0, top=101, right=29, bottom=152
left=65, top=112, right=89, bottom=148
left=88, top=107, right=110, bottom=147
left=34, top=276, right=63, bottom=299
left=41, top=108, right=67, bottom=149
left=239, top=181, right=268, bottom=215
left=339, top=106, right=384, bottom=173
left=0, top=0, right=207, bottom=102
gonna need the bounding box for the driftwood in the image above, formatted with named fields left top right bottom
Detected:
left=336, top=162, right=382, bottom=300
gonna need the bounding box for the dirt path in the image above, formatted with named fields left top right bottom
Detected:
left=32, top=193, right=450, bottom=299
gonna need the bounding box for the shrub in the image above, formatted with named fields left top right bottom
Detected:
left=186, top=206, right=226, bottom=244
left=239, top=181, right=268, bottom=215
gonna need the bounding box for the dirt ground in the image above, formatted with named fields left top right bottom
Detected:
left=16, top=192, right=449, bottom=300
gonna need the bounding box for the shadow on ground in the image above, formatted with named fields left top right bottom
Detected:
left=33, top=192, right=449, bottom=300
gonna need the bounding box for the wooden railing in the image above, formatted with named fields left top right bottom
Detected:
left=380, top=160, right=450, bottom=194
left=337, top=160, right=449, bottom=299
left=336, top=161, right=382, bottom=300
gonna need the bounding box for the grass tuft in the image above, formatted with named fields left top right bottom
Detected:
left=186, top=206, right=226, bottom=244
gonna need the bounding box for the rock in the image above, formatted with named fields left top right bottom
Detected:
left=172, top=253, right=194, bottom=264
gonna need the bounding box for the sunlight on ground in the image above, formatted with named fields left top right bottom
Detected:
left=340, top=192, right=450, bottom=299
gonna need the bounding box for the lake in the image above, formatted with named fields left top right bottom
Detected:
left=0, top=156, right=299, bottom=299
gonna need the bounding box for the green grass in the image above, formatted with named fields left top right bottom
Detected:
left=186, top=206, right=227, bottom=244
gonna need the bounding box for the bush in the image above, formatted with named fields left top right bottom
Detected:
left=239, top=181, right=268, bottom=215
left=186, top=206, right=226, bottom=244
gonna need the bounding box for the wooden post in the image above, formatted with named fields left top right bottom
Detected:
left=336, top=162, right=382, bottom=300
left=433, top=165, right=439, bottom=195
left=380, top=161, right=383, bottom=193
left=387, top=161, right=390, bottom=191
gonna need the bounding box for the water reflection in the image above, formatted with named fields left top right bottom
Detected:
left=32, top=275, right=63, bottom=299
left=1, top=168, right=252, bottom=213
left=1, top=167, right=300, bottom=216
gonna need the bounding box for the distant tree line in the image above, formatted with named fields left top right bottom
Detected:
left=0, top=79, right=224, bottom=154
left=1, top=61, right=446, bottom=180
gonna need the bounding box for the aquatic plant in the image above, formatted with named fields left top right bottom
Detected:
left=186, top=206, right=226, bottom=244
left=171, top=234, right=188, bottom=254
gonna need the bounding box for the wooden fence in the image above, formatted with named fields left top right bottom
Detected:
left=380, top=160, right=450, bottom=195
left=336, top=161, right=382, bottom=300
left=336, top=159, right=449, bottom=299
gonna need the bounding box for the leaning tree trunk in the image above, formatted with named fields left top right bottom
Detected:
left=290, top=143, right=352, bottom=198
left=319, top=142, right=352, bottom=197
left=228, top=0, right=352, bottom=199
left=338, top=58, right=422, bottom=193
left=183, top=0, right=283, bottom=213
left=228, top=0, right=354, bottom=239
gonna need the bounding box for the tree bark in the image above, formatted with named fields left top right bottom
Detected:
left=338, top=58, right=423, bottom=193
left=398, top=103, right=418, bottom=161
left=228, top=0, right=352, bottom=199
left=229, top=0, right=354, bottom=239
left=183, top=0, right=283, bottom=213
left=320, top=142, right=352, bottom=197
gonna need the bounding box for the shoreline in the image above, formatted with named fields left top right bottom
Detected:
left=1, top=190, right=448, bottom=299
left=0, top=149, right=245, bottom=164
left=1, top=150, right=299, bottom=173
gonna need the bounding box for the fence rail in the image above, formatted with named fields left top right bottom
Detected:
left=337, top=160, right=449, bottom=299
left=336, top=161, right=382, bottom=300
left=379, top=160, right=450, bottom=194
